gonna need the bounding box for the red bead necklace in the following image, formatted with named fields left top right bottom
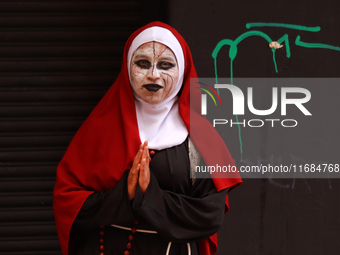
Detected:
left=99, top=226, right=105, bottom=255
left=123, top=218, right=139, bottom=255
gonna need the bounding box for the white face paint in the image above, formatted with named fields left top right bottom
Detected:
left=129, top=41, right=179, bottom=105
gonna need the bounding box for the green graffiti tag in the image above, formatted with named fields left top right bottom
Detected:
left=295, top=36, right=340, bottom=51
left=212, top=22, right=340, bottom=159
left=246, top=22, right=321, bottom=32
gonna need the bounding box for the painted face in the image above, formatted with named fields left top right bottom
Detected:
left=130, top=41, right=179, bottom=104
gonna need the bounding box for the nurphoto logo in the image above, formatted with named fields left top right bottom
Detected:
left=198, top=81, right=312, bottom=128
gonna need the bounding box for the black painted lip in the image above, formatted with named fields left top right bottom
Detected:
left=143, top=84, right=163, bottom=92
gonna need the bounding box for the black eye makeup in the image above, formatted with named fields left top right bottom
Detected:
left=134, top=59, right=176, bottom=71
left=157, top=61, right=176, bottom=70
left=135, top=60, right=151, bottom=69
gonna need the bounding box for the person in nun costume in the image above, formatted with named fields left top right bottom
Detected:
left=53, top=21, right=242, bottom=255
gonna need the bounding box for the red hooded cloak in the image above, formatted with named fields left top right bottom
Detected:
left=53, top=21, right=242, bottom=255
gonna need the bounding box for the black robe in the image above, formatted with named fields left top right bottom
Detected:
left=70, top=138, right=228, bottom=255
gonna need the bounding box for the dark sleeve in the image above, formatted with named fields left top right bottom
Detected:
left=73, top=170, right=136, bottom=228
left=132, top=171, right=229, bottom=243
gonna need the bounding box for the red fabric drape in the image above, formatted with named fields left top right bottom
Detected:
left=53, top=21, right=242, bottom=255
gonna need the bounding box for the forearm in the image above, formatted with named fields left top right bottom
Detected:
left=74, top=170, right=136, bottom=228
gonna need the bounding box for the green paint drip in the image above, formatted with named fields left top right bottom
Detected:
left=213, top=57, right=220, bottom=94
left=272, top=49, right=278, bottom=73
left=235, top=115, right=243, bottom=159
left=212, top=31, right=277, bottom=159
left=277, top=34, right=291, bottom=58
left=230, top=59, right=233, bottom=85
left=246, top=22, right=321, bottom=32
left=295, top=35, right=340, bottom=51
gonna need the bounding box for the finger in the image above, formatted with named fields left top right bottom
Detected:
left=141, top=142, right=150, bottom=161
left=139, top=158, right=150, bottom=194
left=139, top=158, right=146, bottom=181
left=131, top=162, right=141, bottom=174
left=128, top=164, right=139, bottom=200
left=128, top=163, right=140, bottom=200
left=135, top=141, right=147, bottom=163
left=132, top=144, right=143, bottom=166
left=140, top=144, right=149, bottom=172
left=145, top=147, right=151, bottom=164
left=141, top=144, right=151, bottom=177
left=128, top=163, right=140, bottom=182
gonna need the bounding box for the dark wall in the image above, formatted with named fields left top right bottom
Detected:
left=166, top=1, right=340, bottom=254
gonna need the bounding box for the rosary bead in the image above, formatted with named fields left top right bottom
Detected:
left=99, top=245, right=105, bottom=251
left=99, top=230, right=105, bottom=236
left=99, top=238, right=104, bottom=243
left=123, top=217, right=139, bottom=254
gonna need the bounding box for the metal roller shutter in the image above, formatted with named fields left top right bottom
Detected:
left=0, top=1, right=168, bottom=254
